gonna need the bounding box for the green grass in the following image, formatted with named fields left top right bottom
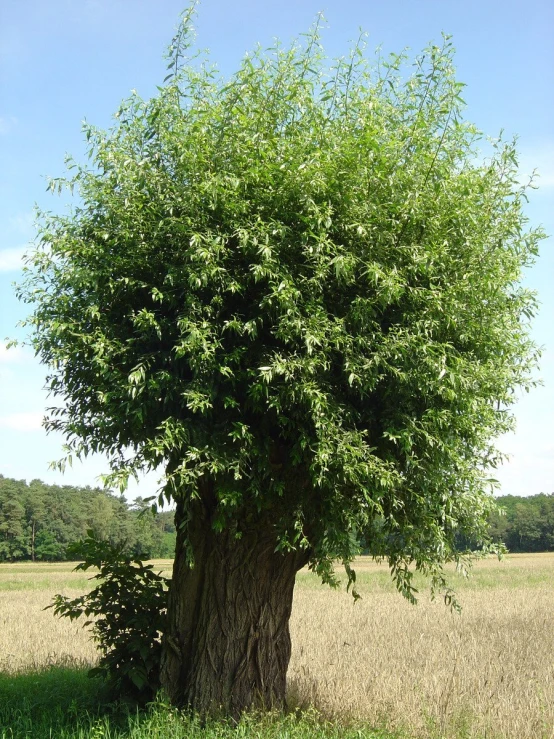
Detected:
left=297, top=554, right=554, bottom=594
left=0, top=667, right=399, bottom=739
left=0, top=666, right=108, bottom=738
left=0, top=577, right=93, bottom=591
left=3, top=554, right=551, bottom=594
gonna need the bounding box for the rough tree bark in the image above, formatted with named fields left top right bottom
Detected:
left=160, top=488, right=309, bottom=716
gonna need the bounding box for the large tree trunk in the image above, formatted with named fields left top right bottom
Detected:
left=160, top=493, right=308, bottom=717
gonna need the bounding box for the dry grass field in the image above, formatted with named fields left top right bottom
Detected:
left=1, top=553, right=553, bottom=739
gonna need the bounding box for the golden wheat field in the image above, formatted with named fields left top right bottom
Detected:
left=1, top=554, right=553, bottom=739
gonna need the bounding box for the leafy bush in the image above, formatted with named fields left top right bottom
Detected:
left=48, top=532, right=169, bottom=703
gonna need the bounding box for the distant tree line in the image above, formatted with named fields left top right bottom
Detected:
left=358, top=493, right=554, bottom=557
left=448, top=494, right=553, bottom=553
left=0, top=475, right=175, bottom=562
left=1, top=476, right=552, bottom=562
left=487, top=494, right=554, bottom=552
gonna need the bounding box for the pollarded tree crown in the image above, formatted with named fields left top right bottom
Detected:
left=18, top=5, right=544, bottom=600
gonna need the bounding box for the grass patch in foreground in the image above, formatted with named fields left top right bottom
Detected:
left=0, top=665, right=111, bottom=737
left=0, top=666, right=399, bottom=739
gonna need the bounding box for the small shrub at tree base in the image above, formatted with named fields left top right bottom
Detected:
left=47, top=532, right=169, bottom=703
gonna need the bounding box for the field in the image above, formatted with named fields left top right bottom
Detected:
left=0, top=553, right=553, bottom=738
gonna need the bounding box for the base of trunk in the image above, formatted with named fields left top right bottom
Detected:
left=160, top=500, right=308, bottom=716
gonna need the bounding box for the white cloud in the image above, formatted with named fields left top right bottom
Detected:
left=0, top=342, right=28, bottom=364
left=9, top=211, right=35, bottom=238
left=0, top=33, right=25, bottom=63
left=494, top=450, right=554, bottom=496
left=0, top=412, right=44, bottom=431
left=0, top=115, right=18, bottom=135
left=475, top=139, right=554, bottom=189
left=492, top=373, right=554, bottom=496
left=518, top=141, right=554, bottom=188
left=0, top=245, right=27, bottom=272
left=495, top=425, right=554, bottom=496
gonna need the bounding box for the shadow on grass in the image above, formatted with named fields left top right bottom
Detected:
left=0, top=664, right=132, bottom=738
left=0, top=666, right=403, bottom=739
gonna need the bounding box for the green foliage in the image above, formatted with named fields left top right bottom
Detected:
left=0, top=475, right=175, bottom=563
left=48, top=533, right=169, bottom=703
left=489, top=494, right=554, bottom=552
left=17, top=7, right=545, bottom=599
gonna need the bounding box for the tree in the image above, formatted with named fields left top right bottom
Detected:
left=0, top=493, right=28, bottom=561
left=495, top=494, right=554, bottom=552
left=0, top=476, right=172, bottom=562
left=25, top=479, right=47, bottom=561
left=18, top=7, right=544, bottom=716
left=130, top=497, right=176, bottom=559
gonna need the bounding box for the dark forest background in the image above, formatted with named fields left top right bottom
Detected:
left=0, top=475, right=552, bottom=562
left=486, top=493, right=554, bottom=553
left=0, top=475, right=175, bottom=562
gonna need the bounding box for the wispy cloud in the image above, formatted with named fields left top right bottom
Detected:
left=9, top=211, right=35, bottom=238
left=494, top=445, right=554, bottom=496
left=0, top=33, right=25, bottom=63
left=0, top=412, right=44, bottom=431
left=0, top=342, right=28, bottom=364
left=0, top=245, right=27, bottom=272
left=518, top=141, right=554, bottom=188
left=84, top=0, right=103, bottom=11
left=495, top=385, right=554, bottom=496
left=0, top=115, right=18, bottom=136
left=474, top=139, right=554, bottom=189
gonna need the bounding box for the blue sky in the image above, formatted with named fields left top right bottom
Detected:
left=0, top=0, right=552, bottom=499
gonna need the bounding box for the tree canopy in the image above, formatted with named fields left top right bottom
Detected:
left=17, top=7, right=544, bottom=712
